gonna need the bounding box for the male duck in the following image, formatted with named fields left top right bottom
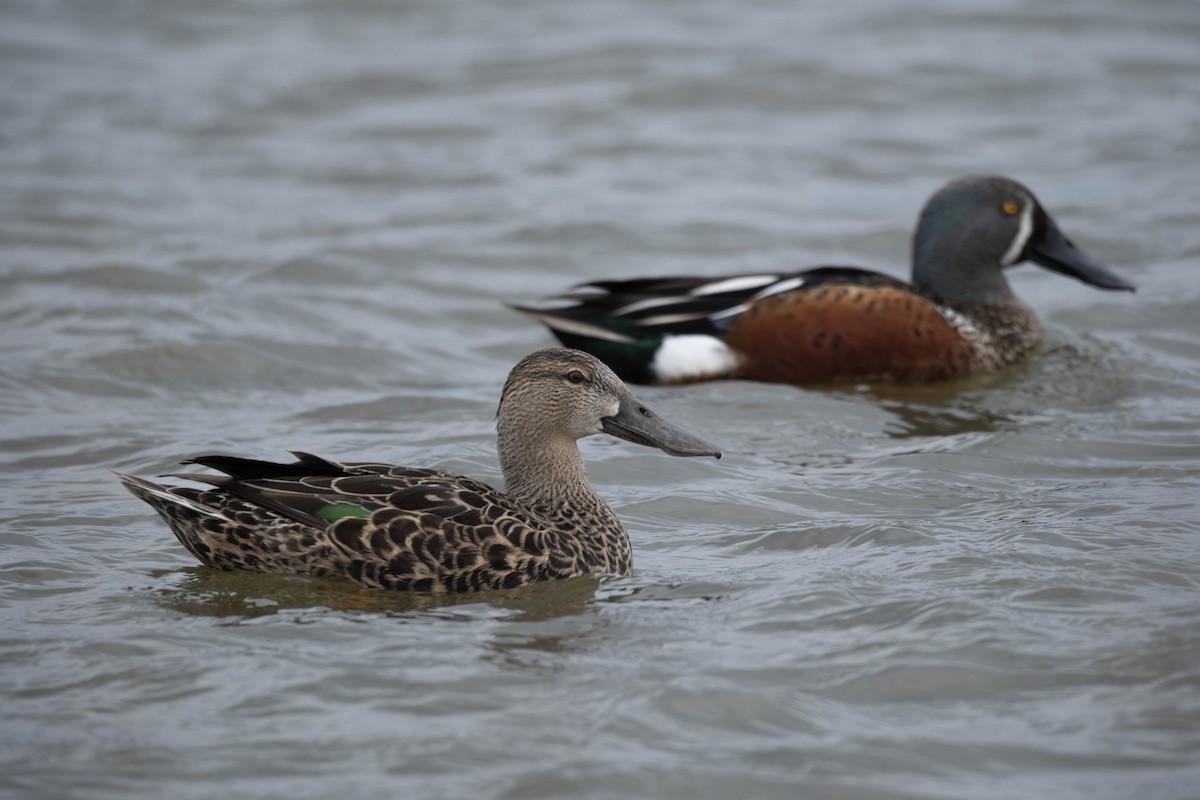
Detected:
left=513, top=176, right=1135, bottom=385
left=117, top=349, right=720, bottom=592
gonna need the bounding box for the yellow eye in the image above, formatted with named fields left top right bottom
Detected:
left=1002, top=200, right=1020, bottom=216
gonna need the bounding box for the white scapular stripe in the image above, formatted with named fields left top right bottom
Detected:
left=705, top=277, right=806, bottom=323
left=708, top=303, right=750, bottom=322
left=519, top=309, right=636, bottom=343
left=636, top=311, right=714, bottom=326
left=651, top=334, right=741, bottom=382
left=750, top=276, right=805, bottom=300
left=621, top=275, right=804, bottom=321
left=614, top=294, right=694, bottom=316
left=694, top=274, right=780, bottom=295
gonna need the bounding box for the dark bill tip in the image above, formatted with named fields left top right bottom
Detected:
left=601, top=394, right=721, bottom=459
left=1028, top=216, right=1136, bottom=293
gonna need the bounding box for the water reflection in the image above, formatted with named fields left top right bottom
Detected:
left=152, top=567, right=600, bottom=623
left=862, top=390, right=1015, bottom=439
left=827, top=337, right=1136, bottom=439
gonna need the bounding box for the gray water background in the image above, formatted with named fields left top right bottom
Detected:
left=2, top=1, right=1199, bottom=798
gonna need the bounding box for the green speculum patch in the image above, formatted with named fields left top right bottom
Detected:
left=315, top=503, right=372, bottom=522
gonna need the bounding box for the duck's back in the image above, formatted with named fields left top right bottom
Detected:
left=121, top=453, right=628, bottom=592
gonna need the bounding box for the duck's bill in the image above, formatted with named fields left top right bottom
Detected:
left=601, top=394, right=721, bottom=459
left=1029, top=214, right=1135, bottom=292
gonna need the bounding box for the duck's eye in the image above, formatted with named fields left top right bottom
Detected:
left=1001, top=200, right=1020, bottom=216
left=566, top=370, right=586, bottom=384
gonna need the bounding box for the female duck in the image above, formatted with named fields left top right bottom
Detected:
left=514, top=176, right=1135, bottom=385
left=118, top=349, right=720, bottom=592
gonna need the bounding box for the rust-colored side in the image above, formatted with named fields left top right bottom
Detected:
left=725, top=284, right=980, bottom=384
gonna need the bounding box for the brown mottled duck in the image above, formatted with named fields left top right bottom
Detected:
left=117, top=348, right=721, bottom=592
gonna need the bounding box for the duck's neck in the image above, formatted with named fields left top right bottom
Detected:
left=914, top=246, right=1043, bottom=368
left=500, top=431, right=590, bottom=506
left=496, top=429, right=631, bottom=572
left=913, top=248, right=1019, bottom=308
left=496, top=425, right=619, bottom=519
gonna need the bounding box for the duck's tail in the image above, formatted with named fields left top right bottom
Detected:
left=115, top=472, right=224, bottom=564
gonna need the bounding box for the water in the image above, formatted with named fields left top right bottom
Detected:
left=2, top=1, right=1199, bottom=798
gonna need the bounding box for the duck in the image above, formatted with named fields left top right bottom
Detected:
left=512, top=176, right=1135, bottom=385
left=117, top=349, right=720, bottom=592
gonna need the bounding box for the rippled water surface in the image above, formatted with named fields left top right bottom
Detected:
left=3, top=1, right=1200, bottom=798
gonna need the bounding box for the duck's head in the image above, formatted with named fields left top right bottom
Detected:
left=498, top=348, right=720, bottom=458
left=911, top=175, right=1135, bottom=306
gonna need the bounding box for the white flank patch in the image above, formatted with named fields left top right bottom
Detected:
left=693, top=274, right=780, bottom=295
left=651, top=334, right=742, bottom=382
left=1000, top=200, right=1034, bottom=266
